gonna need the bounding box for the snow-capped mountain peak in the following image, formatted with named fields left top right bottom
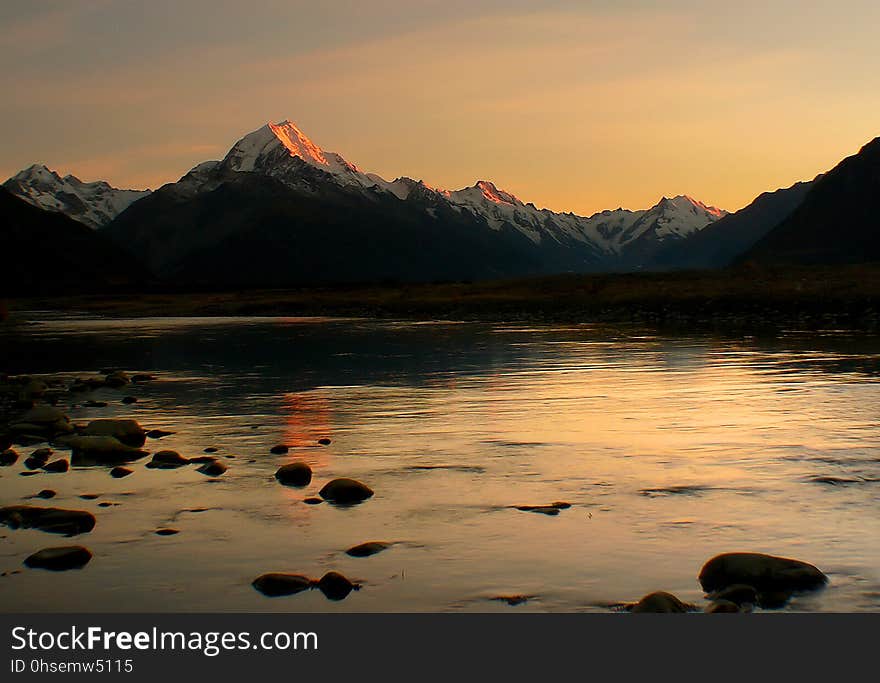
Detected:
left=222, top=120, right=362, bottom=179
left=3, top=164, right=151, bottom=229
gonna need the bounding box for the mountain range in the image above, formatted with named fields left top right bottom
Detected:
left=3, top=120, right=879, bottom=290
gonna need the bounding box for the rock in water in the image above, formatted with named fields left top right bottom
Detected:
left=82, top=419, right=146, bottom=447
left=42, top=459, right=70, bottom=473
left=0, top=506, right=96, bottom=535
left=252, top=573, right=313, bottom=597
left=146, top=429, right=174, bottom=439
left=318, top=438, right=332, bottom=446
left=628, top=591, right=693, bottom=613
left=705, top=599, right=742, bottom=613
left=345, top=541, right=391, bottom=558
left=146, top=451, right=190, bottom=469
left=317, top=571, right=360, bottom=601
left=197, top=461, right=227, bottom=477
left=698, top=553, right=828, bottom=594
left=275, top=462, right=312, bottom=487
left=708, top=584, right=759, bottom=606
left=58, top=435, right=148, bottom=464
left=0, top=449, right=18, bottom=466
left=24, top=546, right=92, bottom=571
left=103, top=371, right=130, bottom=388
left=318, top=478, right=374, bottom=504
left=110, top=466, right=133, bottom=479
left=270, top=445, right=289, bottom=455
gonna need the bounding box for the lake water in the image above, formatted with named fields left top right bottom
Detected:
left=1, top=314, right=879, bottom=612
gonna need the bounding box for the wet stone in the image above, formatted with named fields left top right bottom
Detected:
left=699, top=553, right=828, bottom=595
left=319, top=478, right=374, bottom=504
left=25, top=545, right=92, bottom=571
left=346, top=541, right=391, bottom=558
left=146, top=451, right=190, bottom=469
left=317, top=571, right=360, bottom=601
left=628, top=591, right=694, bottom=613
left=42, top=459, right=70, bottom=474
left=275, top=462, right=312, bottom=487
left=0, top=506, right=96, bottom=536
left=197, top=461, right=228, bottom=477
left=252, top=573, right=313, bottom=597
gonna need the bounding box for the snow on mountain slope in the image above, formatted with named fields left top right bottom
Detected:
left=171, top=120, right=727, bottom=255
left=3, top=164, right=150, bottom=229
left=621, top=195, right=727, bottom=244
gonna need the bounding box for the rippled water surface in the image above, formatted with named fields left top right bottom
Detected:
left=1, top=315, right=879, bottom=612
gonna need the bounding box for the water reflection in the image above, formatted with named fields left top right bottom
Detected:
left=0, top=315, right=879, bottom=612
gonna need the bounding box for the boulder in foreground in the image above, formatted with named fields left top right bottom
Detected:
left=25, top=545, right=92, bottom=571
left=0, top=505, right=96, bottom=536
left=318, top=478, right=374, bottom=504
left=275, top=462, right=312, bottom=487
left=698, top=552, right=828, bottom=594
left=252, top=573, right=313, bottom=597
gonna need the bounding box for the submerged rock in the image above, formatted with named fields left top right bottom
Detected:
left=110, top=466, right=133, bottom=479
left=318, top=438, right=332, bottom=446
left=270, top=445, right=289, bottom=455
left=10, top=406, right=72, bottom=437
left=345, top=541, right=391, bottom=558
left=303, top=497, right=323, bottom=505
left=490, top=595, right=532, bottom=606
left=628, top=591, right=694, bottom=613
left=155, top=528, right=179, bottom=536
left=252, top=573, right=313, bottom=597
left=708, top=584, right=759, bottom=606
left=24, top=545, right=92, bottom=571
left=197, top=461, right=228, bottom=477
left=146, top=429, right=174, bottom=439
left=705, top=599, right=742, bottom=613
left=515, top=502, right=571, bottom=515
left=698, top=553, right=828, bottom=595
left=59, top=435, right=148, bottom=464
left=146, top=450, right=190, bottom=469
left=317, top=571, right=360, bottom=601
left=319, top=478, right=374, bottom=504
left=82, top=419, right=146, bottom=447
left=0, top=505, right=96, bottom=535
left=30, top=448, right=53, bottom=463
left=121, top=396, right=138, bottom=405
left=275, top=462, right=312, bottom=487
left=104, top=371, right=130, bottom=388
left=42, top=459, right=70, bottom=473
left=131, top=374, right=154, bottom=383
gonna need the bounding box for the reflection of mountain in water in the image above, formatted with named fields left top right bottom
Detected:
left=2, top=318, right=880, bottom=402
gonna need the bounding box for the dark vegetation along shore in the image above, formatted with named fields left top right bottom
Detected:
left=0, top=370, right=830, bottom=611
left=6, top=263, right=880, bottom=331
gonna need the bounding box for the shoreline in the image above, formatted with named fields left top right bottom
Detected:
left=5, top=264, right=880, bottom=332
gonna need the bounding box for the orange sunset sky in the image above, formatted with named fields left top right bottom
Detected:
left=1, top=0, right=878, bottom=215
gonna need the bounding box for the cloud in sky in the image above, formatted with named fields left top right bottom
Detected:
left=1, top=0, right=878, bottom=213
